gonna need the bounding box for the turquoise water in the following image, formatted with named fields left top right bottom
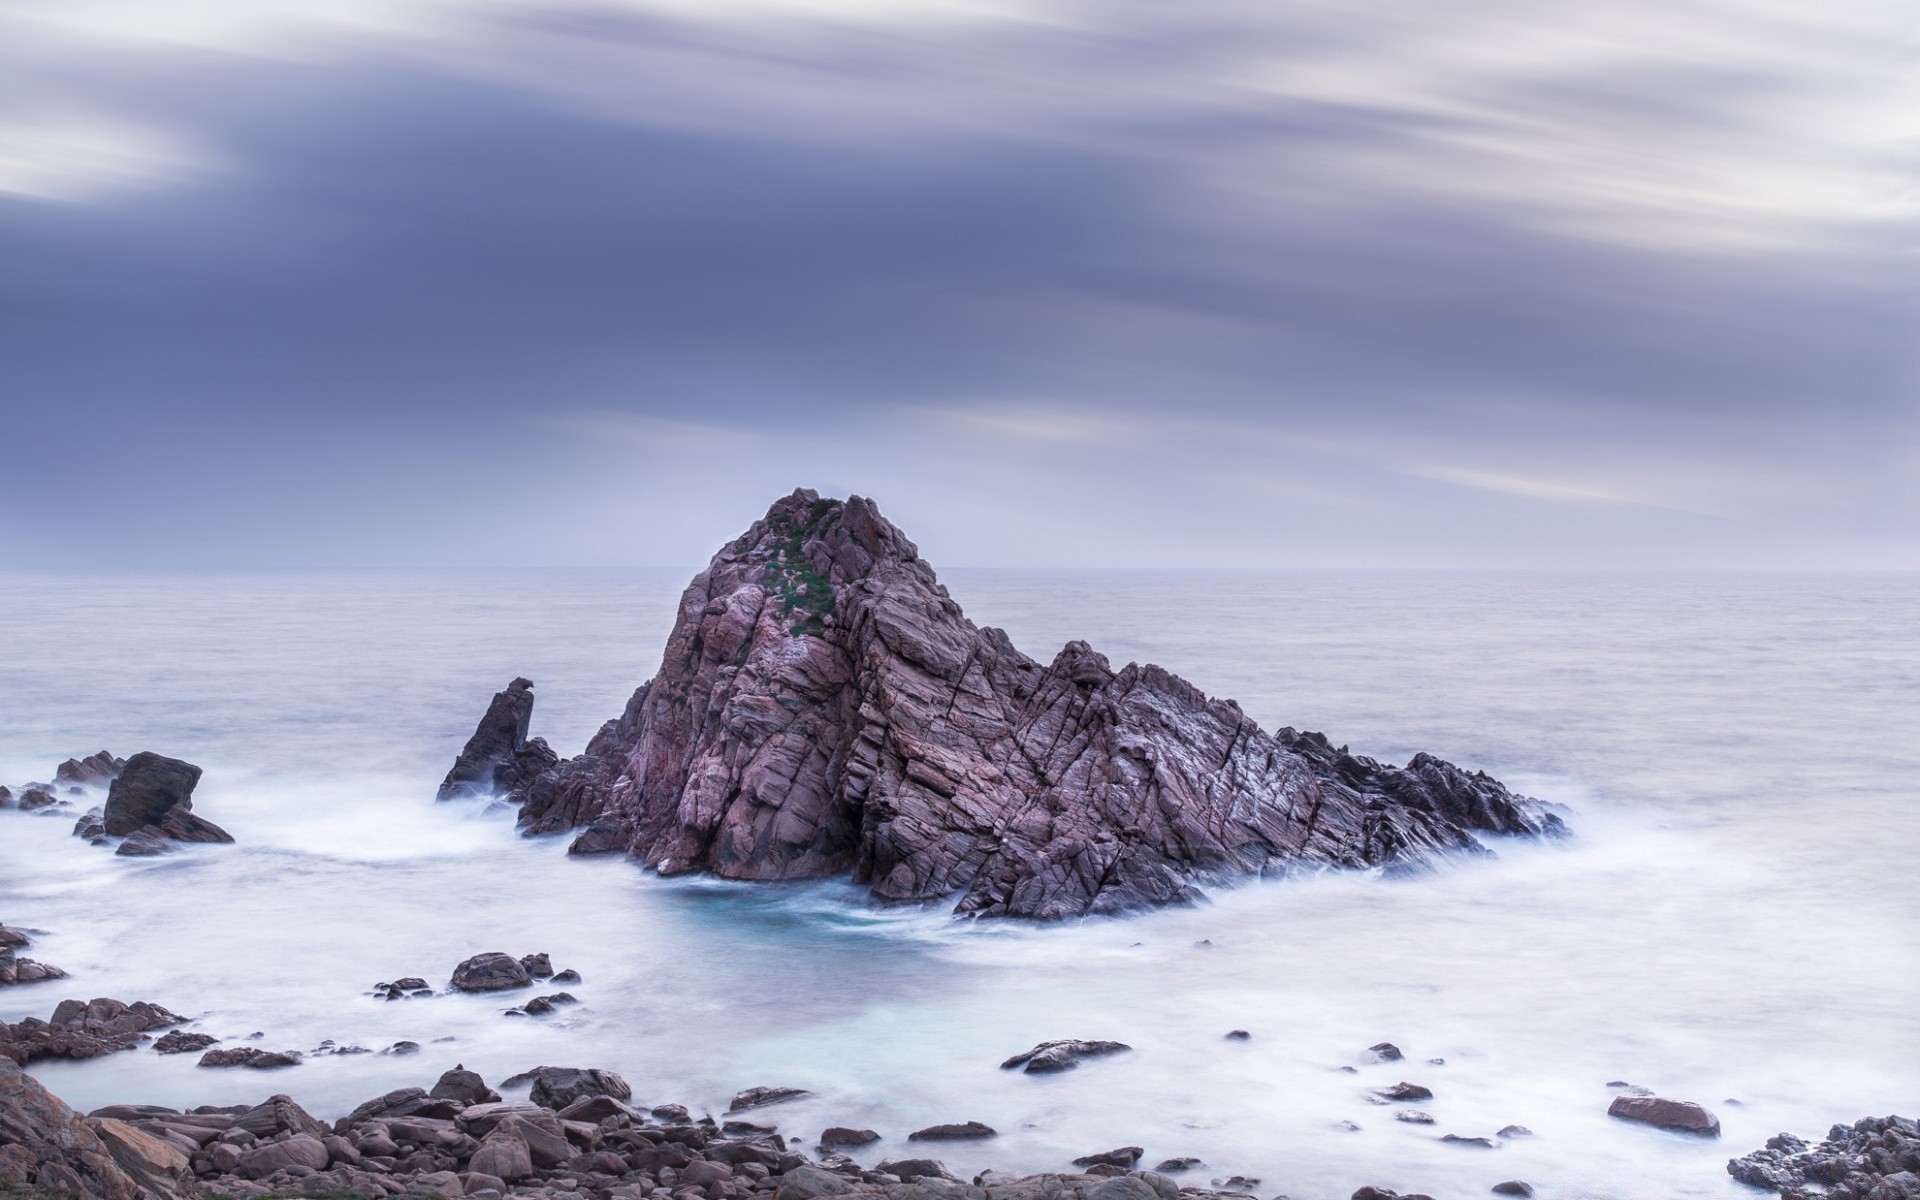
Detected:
left=2, top=570, right=1915, bottom=1199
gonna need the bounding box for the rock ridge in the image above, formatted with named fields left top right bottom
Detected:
left=445, top=490, right=1564, bottom=919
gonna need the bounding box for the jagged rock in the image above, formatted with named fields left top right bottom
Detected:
left=730, top=1086, right=812, bottom=1112
left=907, top=1121, right=995, bottom=1141
left=454, top=491, right=1564, bottom=919
left=1072, top=1148, right=1142, bottom=1169
left=518, top=952, right=553, bottom=978
left=1001, top=1039, right=1131, bottom=1074
left=436, top=678, right=559, bottom=801
left=151, top=1030, right=217, bottom=1054
left=0, top=1055, right=146, bottom=1200
left=0, top=924, right=27, bottom=949
left=1376, top=1082, right=1434, bottom=1102
left=0, top=998, right=187, bottom=1066
left=518, top=686, right=650, bottom=836
left=99, top=753, right=232, bottom=847
left=198, top=1047, right=300, bottom=1069
left=86, top=1116, right=193, bottom=1196
left=524, top=1066, right=630, bottom=1110
left=0, top=945, right=68, bottom=987
left=74, top=807, right=106, bottom=840
left=1608, top=1095, right=1720, bottom=1136
left=450, top=952, right=533, bottom=992
left=1728, top=1115, right=1920, bottom=1197
left=57, top=753, right=125, bottom=788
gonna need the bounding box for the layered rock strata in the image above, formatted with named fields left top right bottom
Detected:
left=446, top=491, right=1564, bottom=919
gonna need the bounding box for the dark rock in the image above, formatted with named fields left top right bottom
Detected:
left=451, top=952, right=533, bottom=992
left=387, top=1040, right=420, bottom=1054
left=1001, top=1040, right=1131, bottom=1073
left=1728, top=1114, right=1920, bottom=1197
left=907, top=1122, right=995, bottom=1141
left=551, top=968, right=582, bottom=984
left=518, top=997, right=555, bottom=1016
left=0, top=1055, right=150, bottom=1200
left=72, top=808, right=106, bottom=840
left=1072, top=1148, right=1143, bottom=1169
left=0, top=997, right=187, bottom=1065
left=776, top=1165, right=857, bottom=1200
left=1367, top=1042, right=1403, bottom=1062
left=436, top=678, right=559, bottom=801
left=547, top=991, right=578, bottom=1005
left=431, top=1065, right=501, bottom=1105
left=19, top=788, right=62, bottom=811
left=820, top=1127, right=880, bottom=1147
left=57, top=753, right=125, bottom=788
left=1224, top=1030, right=1250, bottom=1041
left=234, top=1094, right=327, bottom=1140
left=0, top=945, right=68, bottom=987
left=103, top=753, right=231, bottom=845
left=114, top=829, right=172, bottom=857
left=730, top=1086, right=812, bottom=1112
left=647, top=1102, right=691, bottom=1123
left=1491, top=1184, right=1534, bottom=1197
left=555, top=1095, right=641, bottom=1124
left=0, top=925, right=27, bottom=949
left=875, top=1159, right=953, bottom=1182
left=1608, top=1095, right=1720, bottom=1136
left=477, top=491, right=1566, bottom=918
left=519, top=952, right=553, bottom=978
left=1496, top=1125, right=1532, bottom=1138
left=1375, top=1082, right=1434, bottom=1102
left=523, top=1066, right=631, bottom=1110
left=198, top=1047, right=300, bottom=1069
left=1440, top=1134, right=1498, bottom=1148
left=1154, top=1158, right=1202, bottom=1172
left=152, top=1030, right=218, bottom=1054
left=1395, top=1111, right=1434, bottom=1125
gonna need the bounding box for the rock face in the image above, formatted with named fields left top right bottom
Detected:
left=436, top=678, right=559, bottom=801
left=1730, top=1115, right=1920, bottom=1198
left=0, top=1056, right=146, bottom=1200
left=99, top=753, right=232, bottom=846
left=444, top=490, right=1566, bottom=920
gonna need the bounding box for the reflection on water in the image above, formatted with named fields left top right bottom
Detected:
left=2, top=570, right=1916, bottom=1200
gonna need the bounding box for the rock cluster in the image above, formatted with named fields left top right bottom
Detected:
left=0, top=997, right=188, bottom=1066
left=443, top=491, right=1565, bottom=920
left=0, top=921, right=69, bottom=987
left=94, top=752, right=234, bottom=850
left=1, top=752, right=123, bottom=818
left=1729, top=1115, right=1920, bottom=1199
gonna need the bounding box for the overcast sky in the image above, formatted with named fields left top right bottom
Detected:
left=0, top=0, right=1912, bottom=569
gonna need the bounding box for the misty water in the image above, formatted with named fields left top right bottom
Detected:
left=2, top=570, right=1916, bottom=1200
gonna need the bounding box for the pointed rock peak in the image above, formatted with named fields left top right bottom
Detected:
left=722, top=490, right=923, bottom=583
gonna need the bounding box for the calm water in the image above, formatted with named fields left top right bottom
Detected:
left=2, top=570, right=1916, bottom=1200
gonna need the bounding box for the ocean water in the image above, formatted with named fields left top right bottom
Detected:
left=2, top=570, right=1916, bottom=1200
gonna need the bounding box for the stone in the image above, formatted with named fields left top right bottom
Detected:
left=451, top=952, right=534, bottom=992
left=465, top=491, right=1565, bottom=919
left=1496, top=1125, right=1532, bottom=1139
left=115, top=828, right=173, bottom=856
left=432, top=1065, right=502, bottom=1105
left=437, top=678, right=559, bottom=801
left=102, top=752, right=232, bottom=844
left=1395, top=1111, right=1434, bottom=1125
left=0, top=1056, right=146, bottom=1200
left=1367, top=1043, right=1403, bottom=1062
left=906, top=1122, right=995, bottom=1141
left=198, top=1046, right=301, bottom=1068
left=729, top=1086, right=812, bottom=1112
left=153, top=1030, right=218, bottom=1054
left=552, top=969, right=583, bottom=984
left=520, top=996, right=555, bottom=1015
left=19, top=788, right=61, bottom=811
left=819, top=1127, right=880, bottom=1147
left=775, top=1165, right=855, bottom=1200
left=1154, top=1158, right=1201, bottom=1172
left=0, top=997, right=187, bottom=1065
left=1607, top=1095, right=1720, bottom=1136
left=875, top=1160, right=952, bottom=1182
left=1086, top=1178, right=1158, bottom=1200
left=0, top=946, right=69, bottom=987
left=1440, top=1134, right=1497, bottom=1148
left=1072, top=1148, right=1142, bottom=1169
left=1728, top=1115, right=1920, bottom=1196
left=1223, top=1030, right=1250, bottom=1041
left=56, top=753, right=124, bottom=788
left=1491, top=1184, right=1534, bottom=1197
left=234, top=1094, right=328, bottom=1139
left=520, top=953, right=554, bottom=978
left=525, top=1066, right=632, bottom=1110
left=555, top=1095, right=641, bottom=1124
left=1000, top=1040, right=1131, bottom=1074
left=88, top=1117, right=193, bottom=1195
left=469, top=1130, right=535, bottom=1181
left=73, top=808, right=107, bottom=840
left=237, top=1133, right=329, bottom=1178
left=1375, top=1082, right=1433, bottom=1102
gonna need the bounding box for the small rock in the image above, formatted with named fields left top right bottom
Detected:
left=153, top=1031, right=218, bottom=1054
left=1440, top=1134, right=1498, bottom=1149
left=906, top=1121, right=995, bottom=1141
left=728, top=1086, right=811, bottom=1112
left=874, top=1159, right=951, bottom=1183
left=1491, top=1184, right=1534, bottom=1197
left=1375, top=1082, right=1433, bottom=1102
left=450, top=952, right=533, bottom=992
left=1224, top=1030, right=1251, bottom=1041
left=1071, top=1147, right=1142, bottom=1169
left=1395, top=1111, right=1434, bottom=1125
left=1367, top=1043, right=1403, bottom=1062
left=198, top=1047, right=300, bottom=1069
left=551, top=969, right=582, bottom=984
left=1154, top=1158, right=1201, bottom=1172
left=819, top=1127, right=879, bottom=1147
left=386, top=1040, right=420, bottom=1055
left=1000, top=1039, right=1131, bottom=1074
left=1496, top=1125, right=1532, bottom=1139
left=518, top=952, right=554, bottom=978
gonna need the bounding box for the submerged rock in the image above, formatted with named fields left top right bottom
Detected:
left=446, top=491, right=1565, bottom=919
left=0, top=944, right=68, bottom=988
left=151, top=1030, right=217, bottom=1054
left=197, top=1047, right=301, bottom=1069
left=450, top=952, right=533, bottom=992
left=730, top=1086, right=812, bottom=1112
left=1001, top=1039, right=1132, bottom=1074
left=907, top=1121, right=995, bottom=1141
left=1608, top=1095, right=1720, bottom=1136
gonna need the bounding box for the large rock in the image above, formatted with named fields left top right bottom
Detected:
left=0, top=998, right=187, bottom=1066
left=1729, top=1115, right=1920, bottom=1197
left=236, top=1133, right=329, bottom=1179
left=1608, top=1095, right=1720, bottom=1136
left=0, top=1056, right=146, bottom=1200
left=0, top=944, right=69, bottom=987
left=100, top=753, right=231, bottom=845
left=456, top=491, right=1565, bottom=919
left=525, top=1066, right=631, bottom=1110
left=1002, top=1040, right=1131, bottom=1074
left=57, top=753, right=125, bottom=788
left=437, top=678, right=559, bottom=801
left=86, top=1117, right=192, bottom=1196
left=450, top=952, right=532, bottom=992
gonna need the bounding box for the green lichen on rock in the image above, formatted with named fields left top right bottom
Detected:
left=761, top=498, right=839, bottom=637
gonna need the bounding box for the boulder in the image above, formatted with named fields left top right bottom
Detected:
left=524, top=1067, right=631, bottom=1110
left=114, top=829, right=172, bottom=857
left=18, top=788, right=61, bottom=811
left=518, top=952, right=553, bottom=978
left=907, top=1122, right=995, bottom=1141
left=1367, top=1043, right=1403, bottom=1062
left=875, top=1159, right=953, bottom=1182
left=776, top=1165, right=856, bottom=1200
left=1376, top=1082, right=1434, bottom=1102
left=1001, top=1040, right=1131, bottom=1074
left=1608, top=1095, right=1720, bottom=1136
left=0, top=1056, right=145, bottom=1200
left=1728, top=1114, right=1919, bottom=1195
left=1072, top=1148, right=1143, bottom=1169
left=468, top=1129, right=535, bottom=1181
left=1154, top=1158, right=1201, bottom=1173
left=103, top=753, right=230, bottom=844
left=450, top=952, right=532, bottom=992
left=86, top=1116, right=192, bottom=1195
left=72, top=808, right=106, bottom=840
left=152, top=1030, right=217, bottom=1054
left=0, top=997, right=187, bottom=1066
left=436, top=678, right=559, bottom=802
left=1491, top=1184, right=1534, bottom=1197
left=198, top=1047, right=300, bottom=1069
left=0, top=947, right=68, bottom=987
left=820, top=1127, right=880, bottom=1147
left=237, top=1133, right=329, bottom=1179
left=431, top=1065, right=501, bottom=1105
left=234, top=1094, right=328, bottom=1139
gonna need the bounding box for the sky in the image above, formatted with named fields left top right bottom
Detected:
left=0, top=0, right=1912, bottom=570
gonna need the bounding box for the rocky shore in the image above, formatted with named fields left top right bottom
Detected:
left=2, top=750, right=232, bottom=855
left=440, top=491, right=1565, bottom=919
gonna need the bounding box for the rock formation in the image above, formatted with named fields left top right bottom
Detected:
left=0, top=922, right=69, bottom=987
left=94, top=753, right=233, bottom=847
left=1730, top=1115, right=1920, bottom=1198
left=0, top=998, right=189, bottom=1066
left=0, top=1056, right=153, bottom=1200
left=444, top=490, right=1565, bottom=920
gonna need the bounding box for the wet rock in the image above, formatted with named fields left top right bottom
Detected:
left=1491, top=1184, right=1534, bottom=1197
left=437, top=678, right=559, bottom=802
left=907, top=1122, right=995, bottom=1141
left=646, top=1102, right=691, bottom=1123
left=524, top=1066, right=631, bottom=1110
left=820, top=1127, right=880, bottom=1147
left=1440, top=1134, right=1498, bottom=1149
left=198, top=1047, right=301, bottom=1069
left=451, top=952, right=534, bottom=992
left=387, top=1040, right=421, bottom=1054
left=1608, top=1095, right=1720, bottom=1136
left=0, top=1056, right=148, bottom=1200
left=114, top=829, right=173, bottom=857
left=519, top=953, right=554, bottom=978
left=1367, top=1043, right=1403, bottom=1062
left=1395, top=1111, right=1434, bottom=1125
left=0, top=925, right=28, bottom=949
left=730, top=1086, right=813, bottom=1112
left=432, top=1065, right=502, bottom=1105
left=57, top=753, right=125, bottom=788
left=875, top=1159, right=953, bottom=1182
left=1001, top=1040, right=1131, bottom=1074
left=0, top=997, right=188, bottom=1066
left=555, top=1095, right=641, bottom=1124
left=1072, top=1148, right=1142, bottom=1169
left=19, top=788, right=62, bottom=811
left=552, top=969, right=583, bottom=984
left=1223, top=1030, right=1250, bottom=1041
left=152, top=1030, right=218, bottom=1054
left=482, top=491, right=1568, bottom=919
left=1496, top=1125, right=1532, bottom=1139
left=776, top=1165, right=856, bottom=1200
left=1728, top=1114, right=1919, bottom=1196
left=1375, top=1082, right=1434, bottom=1102
left=101, top=752, right=233, bottom=844
left=0, top=945, right=69, bottom=987
left=518, top=996, right=556, bottom=1016
left=73, top=808, right=106, bottom=841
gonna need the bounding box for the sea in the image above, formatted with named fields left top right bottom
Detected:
left=2, top=570, right=1915, bottom=1200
